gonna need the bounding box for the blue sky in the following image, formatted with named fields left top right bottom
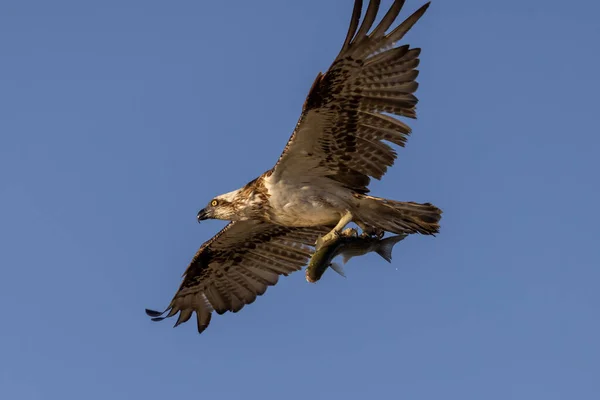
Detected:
left=1, top=0, right=599, bottom=399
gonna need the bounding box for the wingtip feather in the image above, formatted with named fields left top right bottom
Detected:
left=145, top=308, right=165, bottom=318
left=353, top=0, right=381, bottom=45
left=340, top=0, right=363, bottom=53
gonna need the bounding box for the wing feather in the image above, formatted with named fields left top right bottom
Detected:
left=271, top=0, right=431, bottom=194
left=372, top=2, right=430, bottom=55
left=205, top=284, right=229, bottom=315
left=368, top=0, right=405, bottom=40
left=245, top=266, right=280, bottom=285
left=353, top=0, right=380, bottom=45
left=146, top=221, right=329, bottom=333
left=174, top=309, right=193, bottom=327
left=340, top=0, right=363, bottom=53
left=196, top=306, right=212, bottom=334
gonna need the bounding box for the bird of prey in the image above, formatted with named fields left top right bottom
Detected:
left=195, top=0, right=441, bottom=247
left=147, top=0, right=441, bottom=333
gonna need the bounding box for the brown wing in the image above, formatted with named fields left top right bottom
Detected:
left=271, top=0, right=430, bottom=194
left=146, top=221, right=330, bottom=334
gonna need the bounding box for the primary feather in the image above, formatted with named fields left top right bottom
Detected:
left=146, top=221, right=331, bottom=333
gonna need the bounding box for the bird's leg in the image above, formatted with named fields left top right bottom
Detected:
left=316, top=211, right=354, bottom=249
left=356, top=221, right=384, bottom=239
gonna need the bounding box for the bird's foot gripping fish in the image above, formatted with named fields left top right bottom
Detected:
left=315, top=224, right=386, bottom=249
left=306, top=228, right=407, bottom=283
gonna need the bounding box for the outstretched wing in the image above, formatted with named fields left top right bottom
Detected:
left=271, top=0, right=430, bottom=194
left=146, top=221, right=330, bottom=334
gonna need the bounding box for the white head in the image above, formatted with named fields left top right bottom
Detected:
left=196, top=185, right=264, bottom=223
left=195, top=189, right=244, bottom=222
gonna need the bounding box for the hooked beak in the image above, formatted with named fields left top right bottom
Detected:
left=196, top=208, right=209, bottom=223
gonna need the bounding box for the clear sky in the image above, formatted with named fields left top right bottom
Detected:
left=1, top=0, right=599, bottom=399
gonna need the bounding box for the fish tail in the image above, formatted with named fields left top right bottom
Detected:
left=375, top=234, right=408, bottom=263
left=330, top=262, right=346, bottom=278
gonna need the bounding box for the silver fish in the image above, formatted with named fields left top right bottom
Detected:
left=305, top=228, right=407, bottom=283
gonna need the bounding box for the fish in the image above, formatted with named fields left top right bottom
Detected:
left=305, top=228, right=407, bottom=283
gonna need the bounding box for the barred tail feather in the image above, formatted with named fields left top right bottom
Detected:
left=355, top=194, right=441, bottom=236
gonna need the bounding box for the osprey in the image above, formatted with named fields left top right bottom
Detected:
left=147, top=0, right=442, bottom=333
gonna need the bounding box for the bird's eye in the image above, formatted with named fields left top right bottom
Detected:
left=211, top=199, right=218, bottom=207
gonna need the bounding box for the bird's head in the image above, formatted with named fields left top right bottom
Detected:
left=196, top=189, right=244, bottom=222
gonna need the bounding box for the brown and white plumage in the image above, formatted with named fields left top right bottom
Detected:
left=148, top=0, right=442, bottom=333
left=196, top=0, right=441, bottom=243
left=146, top=221, right=330, bottom=333
left=272, top=0, right=430, bottom=195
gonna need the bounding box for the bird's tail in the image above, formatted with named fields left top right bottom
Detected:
left=354, top=194, right=442, bottom=236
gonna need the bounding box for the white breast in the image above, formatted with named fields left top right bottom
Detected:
left=263, top=176, right=348, bottom=227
